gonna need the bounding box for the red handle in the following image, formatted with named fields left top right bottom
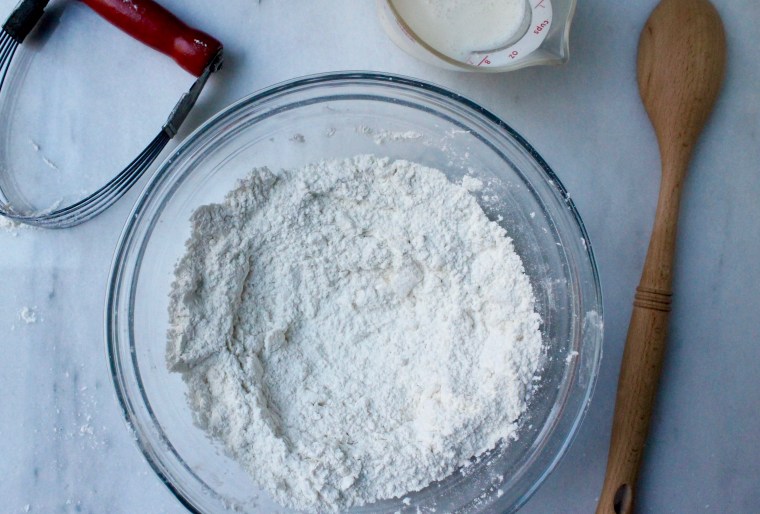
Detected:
left=78, top=0, right=223, bottom=77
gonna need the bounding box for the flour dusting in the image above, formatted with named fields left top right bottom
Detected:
left=0, top=215, right=22, bottom=235
left=167, top=155, right=543, bottom=512
left=19, top=306, right=38, bottom=324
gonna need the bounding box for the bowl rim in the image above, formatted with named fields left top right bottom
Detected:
left=105, top=71, right=603, bottom=514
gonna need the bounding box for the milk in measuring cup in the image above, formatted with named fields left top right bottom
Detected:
left=390, top=0, right=529, bottom=61
left=378, top=0, right=577, bottom=72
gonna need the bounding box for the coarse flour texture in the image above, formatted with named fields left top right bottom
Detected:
left=167, top=155, right=543, bottom=512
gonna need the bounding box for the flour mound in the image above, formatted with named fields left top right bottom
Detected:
left=167, top=155, right=543, bottom=512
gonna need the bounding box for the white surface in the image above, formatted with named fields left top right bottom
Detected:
left=0, top=0, right=758, bottom=513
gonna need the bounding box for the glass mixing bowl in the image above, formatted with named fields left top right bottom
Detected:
left=106, top=72, right=603, bottom=514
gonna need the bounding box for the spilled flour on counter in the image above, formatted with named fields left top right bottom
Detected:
left=0, top=215, right=23, bottom=236
left=19, top=306, right=38, bottom=324
left=167, top=155, right=543, bottom=512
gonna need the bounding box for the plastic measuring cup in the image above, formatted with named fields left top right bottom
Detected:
left=377, top=0, right=577, bottom=72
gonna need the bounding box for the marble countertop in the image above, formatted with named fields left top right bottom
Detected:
left=1, top=0, right=758, bottom=512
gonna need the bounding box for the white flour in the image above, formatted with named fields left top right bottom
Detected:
left=0, top=215, right=23, bottom=236
left=167, top=155, right=543, bottom=512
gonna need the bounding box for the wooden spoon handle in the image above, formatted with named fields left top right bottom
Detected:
left=596, top=285, right=672, bottom=514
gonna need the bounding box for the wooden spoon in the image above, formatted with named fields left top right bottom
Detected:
left=596, top=1, right=726, bottom=513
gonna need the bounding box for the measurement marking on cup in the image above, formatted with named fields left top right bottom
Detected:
left=461, top=0, right=554, bottom=68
